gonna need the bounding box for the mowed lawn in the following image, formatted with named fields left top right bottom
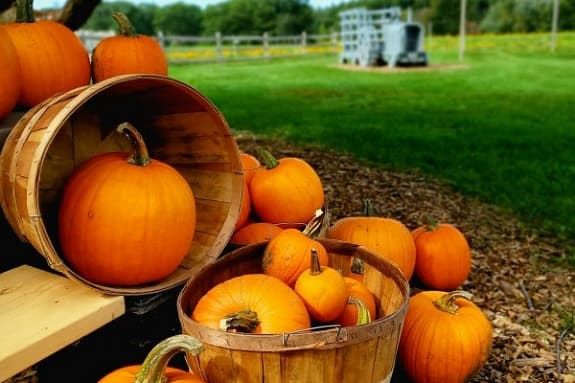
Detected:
left=169, top=34, right=575, bottom=259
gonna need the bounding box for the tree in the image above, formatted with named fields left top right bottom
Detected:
left=154, top=2, right=202, bottom=36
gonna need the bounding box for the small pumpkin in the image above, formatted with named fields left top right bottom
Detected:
left=336, top=277, right=377, bottom=327
left=98, top=334, right=205, bottom=383
left=235, top=181, right=251, bottom=230
left=399, top=291, right=493, bottom=383
left=240, top=151, right=260, bottom=185
left=4, top=0, right=90, bottom=107
left=326, top=199, right=416, bottom=280
left=262, top=228, right=329, bottom=287
left=58, top=122, right=196, bottom=286
left=0, top=26, right=21, bottom=120
left=412, top=219, right=471, bottom=290
left=192, top=274, right=310, bottom=334
left=230, top=222, right=283, bottom=246
left=249, top=148, right=324, bottom=224
left=91, top=12, right=168, bottom=82
left=294, top=249, right=349, bottom=322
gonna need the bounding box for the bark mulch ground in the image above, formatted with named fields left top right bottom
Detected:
left=239, top=135, right=575, bottom=383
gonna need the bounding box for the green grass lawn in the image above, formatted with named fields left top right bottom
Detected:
left=169, top=34, right=575, bottom=260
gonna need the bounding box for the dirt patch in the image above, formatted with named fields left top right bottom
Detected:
left=332, top=63, right=471, bottom=74
left=239, top=135, right=574, bottom=383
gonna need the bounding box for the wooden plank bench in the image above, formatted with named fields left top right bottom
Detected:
left=0, top=265, right=125, bottom=382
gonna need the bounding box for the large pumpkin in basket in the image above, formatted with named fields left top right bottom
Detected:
left=58, top=123, right=196, bottom=286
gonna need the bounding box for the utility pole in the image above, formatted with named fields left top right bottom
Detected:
left=459, top=0, right=467, bottom=62
left=551, top=0, right=560, bottom=53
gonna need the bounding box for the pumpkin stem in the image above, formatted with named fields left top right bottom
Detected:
left=349, top=296, right=371, bottom=325
left=16, top=0, right=35, bottom=23
left=134, top=334, right=203, bottom=383
left=363, top=199, right=377, bottom=217
left=433, top=290, right=473, bottom=315
left=302, top=208, right=325, bottom=237
left=255, top=147, right=279, bottom=169
left=423, top=214, right=439, bottom=231
left=112, top=12, right=138, bottom=37
left=350, top=257, right=365, bottom=277
left=220, top=309, right=260, bottom=333
left=309, top=248, right=323, bottom=276
left=117, top=122, right=151, bottom=166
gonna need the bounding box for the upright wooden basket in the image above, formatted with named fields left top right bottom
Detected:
left=178, top=238, right=409, bottom=383
left=0, top=74, right=243, bottom=295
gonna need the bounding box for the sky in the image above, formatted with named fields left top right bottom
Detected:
left=34, top=0, right=348, bottom=10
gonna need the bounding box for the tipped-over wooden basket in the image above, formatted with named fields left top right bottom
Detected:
left=0, top=74, right=243, bottom=295
left=177, top=238, right=409, bottom=383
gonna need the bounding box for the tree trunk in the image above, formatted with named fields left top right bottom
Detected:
left=58, top=0, right=101, bottom=30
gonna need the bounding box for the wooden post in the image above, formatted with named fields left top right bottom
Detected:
left=301, top=30, right=307, bottom=54
left=215, top=31, right=223, bottom=61
left=427, top=21, right=432, bottom=54
left=551, top=0, right=560, bottom=53
left=263, top=32, right=269, bottom=57
left=459, top=0, right=467, bottom=62
left=156, top=30, right=165, bottom=50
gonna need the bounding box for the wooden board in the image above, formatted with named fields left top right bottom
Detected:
left=0, top=265, right=126, bottom=381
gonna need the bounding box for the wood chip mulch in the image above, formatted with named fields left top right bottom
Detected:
left=239, top=135, right=575, bottom=383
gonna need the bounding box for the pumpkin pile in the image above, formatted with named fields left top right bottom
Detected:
left=0, top=0, right=167, bottom=122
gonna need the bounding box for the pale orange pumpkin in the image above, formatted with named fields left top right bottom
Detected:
left=192, top=274, right=310, bottom=334
left=336, top=277, right=377, bottom=327
left=399, top=291, right=493, bottom=383
left=58, top=122, right=196, bottom=286
left=294, top=249, right=348, bottom=322
left=327, top=200, right=416, bottom=280
left=240, top=151, right=260, bottom=185
left=91, top=12, right=168, bottom=82
left=262, top=228, right=329, bottom=286
left=235, top=181, right=251, bottom=230
left=4, top=0, right=90, bottom=107
left=0, top=26, right=20, bottom=120
left=249, top=148, right=324, bottom=224
left=98, top=335, right=205, bottom=383
left=412, top=221, right=471, bottom=290
left=230, top=222, right=283, bottom=246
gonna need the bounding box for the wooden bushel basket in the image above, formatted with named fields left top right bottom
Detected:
left=0, top=74, right=243, bottom=295
left=177, top=238, right=409, bottom=383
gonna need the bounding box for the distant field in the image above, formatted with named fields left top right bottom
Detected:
left=170, top=32, right=575, bottom=259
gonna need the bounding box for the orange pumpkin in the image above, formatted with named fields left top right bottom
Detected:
left=262, top=228, right=329, bottom=286
left=336, top=277, right=377, bottom=327
left=235, top=181, right=251, bottom=230
left=230, top=222, right=283, bottom=246
left=4, top=0, right=90, bottom=107
left=240, top=151, right=260, bottom=185
left=192, top=274, right=310, bottom=334
left=294, top=249, right=348, bottom=322
left=58, top=122, right=196, bottom=286
left=91, top=12, right=168, bottom=82
left=249, top=148, right=324, bottom=224
left=0, top=27, right=20, bottom=120
left=327, top=200, right=416, bottom=280
left=399, top=291, right=493, bottom=383
left=412, top=221, right=471, bottom=290
left=99, top=335, right=205, bottom=383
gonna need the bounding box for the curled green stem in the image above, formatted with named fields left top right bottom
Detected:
left=433, top=290, right=473, bottom=314
left=255, top=147, right=279, bottom=169
left=134, top=334, right=203, bottom=383
left=349, top=296, right=371, bottom=325
left=112, top=12, right=138, bottom=37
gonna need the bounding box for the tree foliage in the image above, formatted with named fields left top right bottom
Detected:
left=74, top=0, right=575, bottom=36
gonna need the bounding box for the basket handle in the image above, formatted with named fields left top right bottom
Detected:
left=281, top=324, right=348, bottom=349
